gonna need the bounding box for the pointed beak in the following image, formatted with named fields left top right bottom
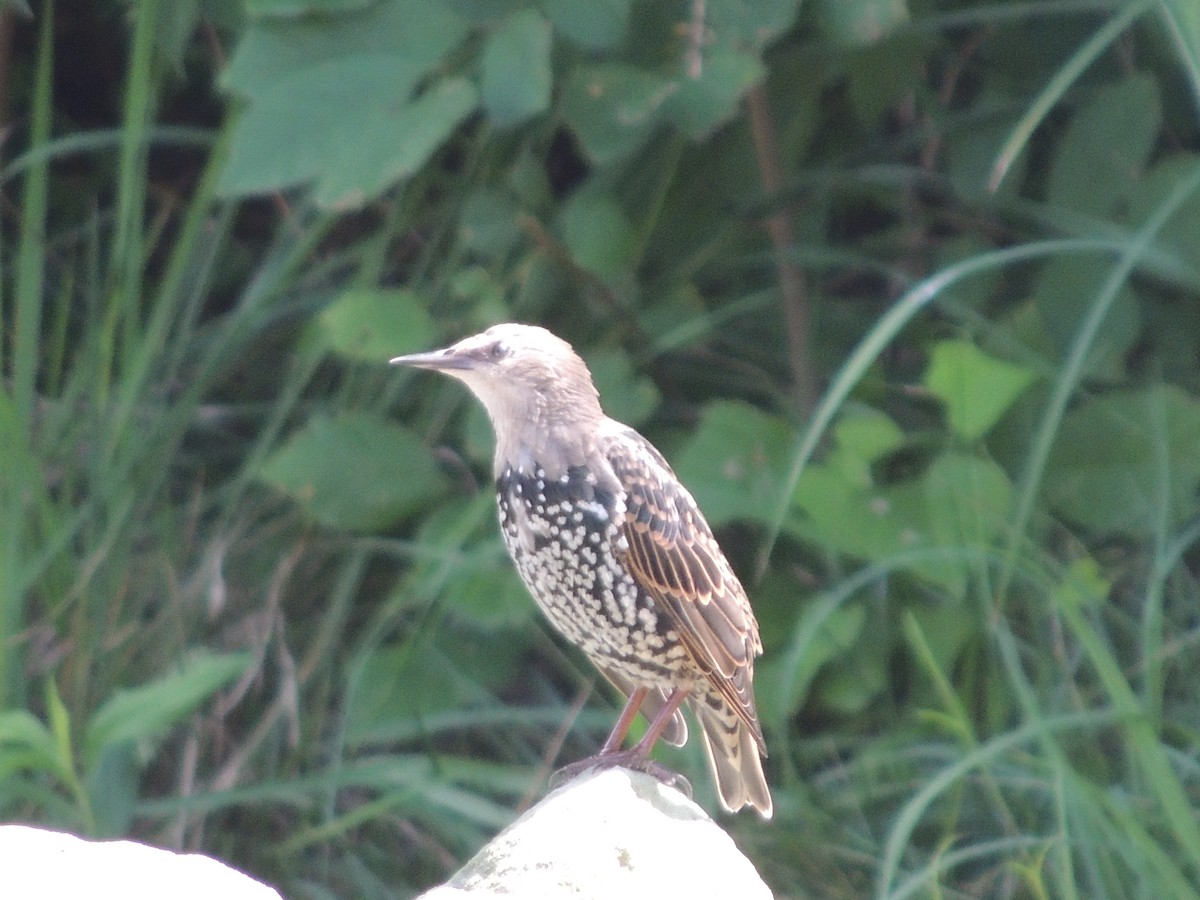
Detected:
left=389, top=346, right=475, bottom=371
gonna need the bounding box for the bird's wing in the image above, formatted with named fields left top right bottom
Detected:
left=599, top=425, right=766, bottom=754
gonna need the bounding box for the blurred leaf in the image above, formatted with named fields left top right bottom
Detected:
left=561, top=64, right=673, bottom=165
left=346, top=629, right=527, bottom=744
left=1044, top=385, right=1200, bottom=535
left=481, top=10, right=552, bottom=127
left=0, top=710, right=57, bottom=779
left=84, top=653, right=251, bottom=767
left=247, top=0, right=372, bottom=14
left=561, top=193, right=639, bottom=281
left=543, top=0, right=631, bottom=49
left=1127, top=153, right=1200, bottom=269
left=707, top=0, right=804, bottom=49
left=775, top=600, right=866, bottom=722
left=1033, top=257, right=1142, bottom=383
left=460, top=188, right=523, bottom=258
left=222, top=0, right=467, bottom=93
left=586, top=349, right=660, bottom=427
left=1048, top=73, right=1160, bottom=218
left=924, top=340, right=1037, bottom=441
left=314, top=78, right=478, bottom=209
left=675, top=401, right=792, bottom=526
left=664, top=48, right=763, bottom=138
left=86, top=742, right=139, bottom=837
left=817, top=0, right=909, bottom=46
left=220, top=0, right=472, bottom=203
left=320, top=289, right=437, bottom=362
left=261, top=413, right=446, bottom=531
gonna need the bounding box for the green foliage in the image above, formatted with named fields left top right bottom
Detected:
left=4, top=0, right=1200, bottom=897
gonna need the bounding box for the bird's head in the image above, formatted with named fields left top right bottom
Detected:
left=391, top=323, right=605, bottom=473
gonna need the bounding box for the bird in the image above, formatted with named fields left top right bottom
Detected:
left=390, top=323, right=772, bottom=818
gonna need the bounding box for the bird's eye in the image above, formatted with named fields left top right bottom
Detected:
left=490, top=341, right=510, bottom=360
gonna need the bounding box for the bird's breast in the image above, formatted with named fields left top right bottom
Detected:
left=495, top=463, right=687, bottom=682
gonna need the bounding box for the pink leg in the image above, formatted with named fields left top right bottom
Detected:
left=630, top=686, right=688, bottom=756
left=599, top=686, right=649, bottom=755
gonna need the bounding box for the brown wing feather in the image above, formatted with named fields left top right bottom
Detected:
left=601, top=426, right=767, bottom=755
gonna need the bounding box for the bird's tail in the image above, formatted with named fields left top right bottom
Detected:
left=693, top=695, right=772, bottom=819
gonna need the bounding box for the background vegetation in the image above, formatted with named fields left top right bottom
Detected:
left=2, top=0, right=1199, bottom=896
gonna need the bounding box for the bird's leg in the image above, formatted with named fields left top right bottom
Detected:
left=629, top=686, right=688, bottom=756
left=598, top=686, right=648, bottom=755
left=551, top=686, right=693, bottom=798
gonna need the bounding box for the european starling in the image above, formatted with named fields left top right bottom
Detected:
left=391, top=323, right=772, bottom=818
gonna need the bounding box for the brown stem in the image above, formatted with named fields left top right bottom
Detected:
left=745, top=84, right=816, bottom=413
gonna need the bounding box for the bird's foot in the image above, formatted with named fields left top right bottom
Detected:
left=551, top=750, right=693, bottom=799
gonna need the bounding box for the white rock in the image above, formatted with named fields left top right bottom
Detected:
left=418, top=766, right=772, bottom=899
left=0, top=824, right=282, bottom=900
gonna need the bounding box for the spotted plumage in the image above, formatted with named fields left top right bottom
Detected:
left=391, top=323, right=771, bottom=818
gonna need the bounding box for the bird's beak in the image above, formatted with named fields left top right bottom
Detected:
left=389, top=346, right=475, bottom=371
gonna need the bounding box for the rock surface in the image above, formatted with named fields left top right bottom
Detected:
left=419, top=766, right=772, bottom=899
left=0, top=824, right=282, bottom=900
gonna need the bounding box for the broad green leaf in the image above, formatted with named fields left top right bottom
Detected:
left=481, top=10, right=552, bottom=127
left=560, top=193, right=639, bottom=282
left=561, top=64, right=672, bottom=165
left=1127, top=153, right=1200, bottom=269
left=1033, top=257, right=1142, bottom=383
left=1043, top=385, right=1200, bottom=535
left=320, top=289, right=436, bottom=362
left=675, top=401, right=792, bottom=526
left=664, top=48, right=764, bottom=138
left=313, top=78, right=478, bottom=209
left=261, top=412, right=446, bottom=531
left=346, top=629, right=527, bottom=743
left=247, top=0, right=371, bottom=15
left=773, top=600, right=866, bottom=723
left=220, top=53, right=434, bottom=195
left=707, top=0, right=804, bottom=48
left=586, top=349, right=660, bottom=427
left=84, top=653, right=251, bottom=766
left=924, top=340, right=1037, bottom=440
left=459, top=188, right=523, bottom=258
left=543, top=0, right=631, bottom=49
left=817, top=0, right=909, bottom=46
left=1048, top=73, right=1160, bottom=218
left=0, top=710, right=58, bottom=780
left=223, top=0, right=467, bottom=95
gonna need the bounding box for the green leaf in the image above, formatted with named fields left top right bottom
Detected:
left=313, top=78, right=478, bottom=209
left=664, top=48, right=764, bottom=138
left=586, top=349, right=661, bottom=427
left=1048, top=73, right=1161, bottom=218
left=774, top=600, right=867, bottom=722
left=346, top=629, right=527, bottom=744
left=84, top=653, right=251, bottom=767
left=481, top=10, right=552, bottom=127
left=924, top=340, right=1037, bottom=440
left=1032, top=257, right=1142, bottom=383
left=247, top=0, right=372, bottom=15
left=1043, top=385, right=1200, bottom=536
left=561, top=64, right=673, bottom=165
left=706, top=0, right=804, bottom=49
left=0, top=709, right=57, bottom=779
left=459, top=188, right=523, bottom=258
left=222, top=0, right=467, bottom=95
left=816, top=0, right=910, bottom=46
left=320, top=289, right=436, bottom=362
left=675, top=401, right=792, bottom=526
left=260, top=412, right=446, bottom=531
left=560, top=193, right=639, bottom=282
left=219, top=0, right=472, bottom=202
left=542, top=0, right=631, bottom=49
